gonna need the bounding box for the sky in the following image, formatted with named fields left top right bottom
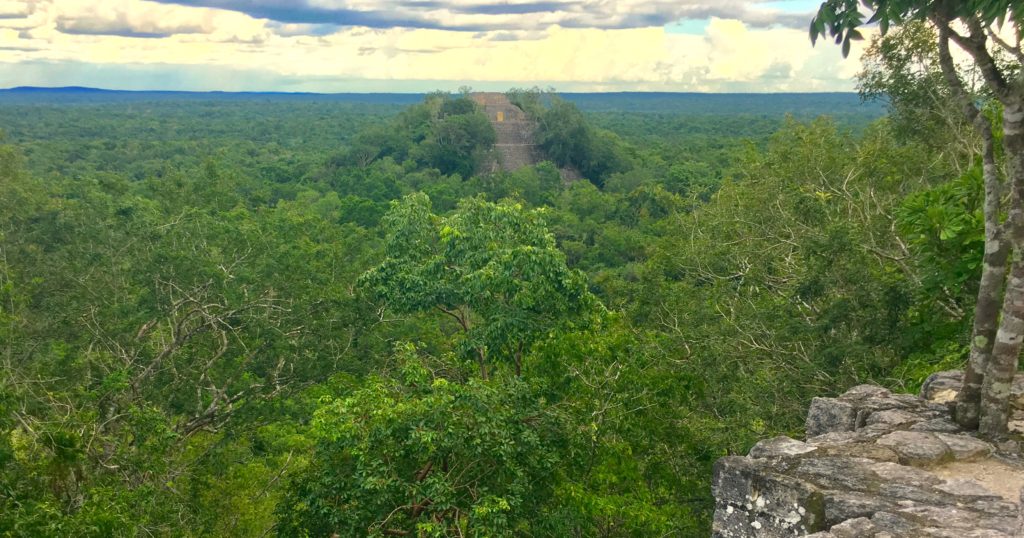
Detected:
left=0, top=0, right=871, bottom=93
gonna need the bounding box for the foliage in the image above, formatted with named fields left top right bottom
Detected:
left=857, top=21, right=969, bottom=151
left=509, top=90, right=633, bottom=187
left=360, top=193, right=601, bottom=377
left=277, top=344, right=568, bottom=537
left=815, top=0, right=1024, bottom=436
left=0, top=84, right=969, bottom=536
left=897, top=165, right=985, bottom=301
left=811, top=0, right=1023, bottom=55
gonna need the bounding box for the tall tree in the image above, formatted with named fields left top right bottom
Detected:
left=359, top=193, right=600, bottom=379
left=813, top=0, right=1024, bottom=436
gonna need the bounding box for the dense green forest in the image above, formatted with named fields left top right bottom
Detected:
left=0, top=39, right=1003, bottom=535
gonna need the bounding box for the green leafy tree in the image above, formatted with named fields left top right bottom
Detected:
left=857, top=21, right=968, bottom=152
left=360, top=193, right=600, bottom=378
left=419, top=111, right=496, bottom=178
left=276, top=344, right=568, bottom=537
left=813, top=0, right=1024, bottom=436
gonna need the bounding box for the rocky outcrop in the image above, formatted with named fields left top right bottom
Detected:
left=921, top=370, right=1024, bottom=434
left=712, top=379, right=1024, bottom=537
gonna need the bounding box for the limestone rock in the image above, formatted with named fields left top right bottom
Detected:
left=921, top=370, right=963, bottom=403
left=749, top=436, right=818, bottom=459
left=827, top=517, right=878, bottom=538
left=920, top=370, right=1024, bottom=411
left=933, top=432, right=993, bottom=461
left=876, top=431, right=952, bottom=467
left=935, top=478, right=1001, bottom=499
left=806, top=397, right=858, bottom=437
left=909, top=417, right=962, bottom=433
left=711, top=457, right=826, bottom=537
left=813, top=443, right=900, bottom=463
left=712, top=375, right=1023, bottom=537
left=865, top=408, right=922, bottom=428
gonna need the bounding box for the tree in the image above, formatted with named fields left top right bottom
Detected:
left=420, top=111, right=496, bottom=178
left=276, top=344, right=568, bottom=537
left=857, top=21, right=970, bottom=155
left=812, top=0, right=1024, bottom=436
left=359, top=193, right=601, bottom=379
left=519, top=94, right=633, bottom=187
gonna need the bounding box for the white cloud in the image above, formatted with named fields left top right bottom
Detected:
left=151, top=0, right=818, bottom=32
left=0, top=0, right=869, bottom=92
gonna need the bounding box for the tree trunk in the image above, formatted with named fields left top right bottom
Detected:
left=939, top=17, right=1024, bottom=436
left=934, top=23, right=1009, bottom=428
left=958, top=170, right=1009, bottom=428
left=980, top=255, right=1024, bottom=436
left=477, top=347, right=488, bottom=380
left=979, top=100, right=1024, bottom=437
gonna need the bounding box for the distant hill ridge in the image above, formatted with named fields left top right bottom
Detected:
left=0, top=86, right=886, bottom=117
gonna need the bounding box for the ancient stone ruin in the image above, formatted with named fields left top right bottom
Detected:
left=470, top=92, right=540, bottom=172
left=712, top=372, right=1024, bottom=537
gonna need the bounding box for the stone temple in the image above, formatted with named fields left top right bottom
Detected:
left=470, top=92, right=540, bottom=172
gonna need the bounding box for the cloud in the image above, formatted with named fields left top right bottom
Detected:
left=266, top=21, right=339, bottom=36
left=0, top=1, right=32, bottom=19
left=55, top=16, right=207, bottom=38
left=0, top=0, right=42, bottom=31
left=0, top=0, right=867, bottom=93
left=151, top=0, right=817, bottom=32
left=476, top=30, right=550, bottom=42
left=51, top=2, right=216, bottom=38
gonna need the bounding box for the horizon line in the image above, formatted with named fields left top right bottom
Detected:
left=0, top=85, right=864, bottom=96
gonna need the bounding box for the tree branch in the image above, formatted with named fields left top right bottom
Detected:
left=987, top=26, right=1024, bottom=65
left=944, top=17, right=1012, bottom=103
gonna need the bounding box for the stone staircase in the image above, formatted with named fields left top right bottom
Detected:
left=470, top=92, right=540, bottom=173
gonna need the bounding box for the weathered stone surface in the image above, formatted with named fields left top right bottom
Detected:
left=821, top=491, right=891, bottom=526
left=807, top=431, right=873, bottom=447
left=470, top=93, right=540, bottom=173
left=827, top=517, right=877, bottom=538
left=876, top=431, right=951, bottom=467
left=711, top=457, right=826, bottom=537
left=921, top=370, right=963, bottom=403
left=935, top=478, right=1001, bottom=499
left=920, top=370, right=1024, bottom=411
left=842, top=384, right=891, bottom=400
left=892, top=504, right=1018, bottom=534
left=806, top=397, right=858, bottom=437
left=933, top=432, right=993, bottom=461
left=712, top=375, right=1023, bottom=537
left=749, top=436, right=818, bottom=459
left=813, top=443, right=900, bottom=463
left=865, top=408, right=922, bottom=428
left=909, top=417, right=962, bottom=433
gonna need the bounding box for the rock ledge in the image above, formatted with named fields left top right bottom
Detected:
left=712, top=375, right=1024, bottom=537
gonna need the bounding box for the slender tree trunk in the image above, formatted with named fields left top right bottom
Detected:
left=980, top=101, right=1024, bottom=436
left=959, top=140, right=1008, bottom=427
left=477, top=347, right=488, bottom=380
left=934, top=22, right=1009, bottom=428
left=941, top=17, right=1024, bottom=435
left=980, top=255, right=1024, bottom=436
